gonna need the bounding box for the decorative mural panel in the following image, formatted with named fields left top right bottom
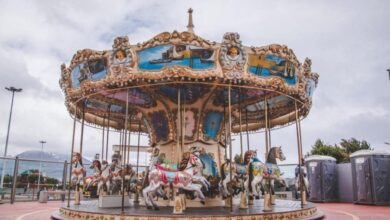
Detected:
left=213, top=89, right=249, bottom=106
left=306, top=79, right=316, bottom=98
left=71, top=58, right=108, bottom=88
left=138, top=44, right=215, bottom=71
left=158, top=85, right=207, bottom=103
left=203, top=111, right=223, bottom=140
left=104, top=89, right=155, bottom=107
left=199, top=152, right=219, bottom=177
left=174, top=109, right=197, bottom=139
left=149, top=111, right=169, bottom=142
left=85, top=99, right=123, bottom=113
left=246, top=95, right=292, bottom=112
left=248, top=54, right=296, bottom=85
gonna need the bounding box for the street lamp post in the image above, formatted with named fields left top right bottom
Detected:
left=0, top=87, right=22, bottom=190
left=37, top=140, right=46, bottom=190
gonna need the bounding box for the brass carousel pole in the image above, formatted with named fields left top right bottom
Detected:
left=239, top=89, right=243, bottom=162
left=223, top=102, right=227, bottom=158
left=79, top=102, right=86, bottom=156
left=127, top=116, right=132, bottom=164
left=176, top=87, right=181, bottom=163
left=134, top=119, right=141, bottom=203
left=122, top=89, right=129, bottom=213
left=264, top=98, right=269, bottom=158
left=294, top=101, right=305, bottom=207
left=245, top=109, right=250, bottom=151
left=228, top=85, right=233, bottom=212
left=181, top=89, right=185, bottom=158
left=101, top=117, right=105, bottom=161
left=67, top=107, right=77, bottom=208
left=105, top=105, right=111, bottom=161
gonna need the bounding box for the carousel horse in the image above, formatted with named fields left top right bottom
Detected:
left=220, top=151, right=254, bottom=198
left=85, top=160, right=102, bottom=193
left=123, top=164, right=138, bottom=194
left=71, top=152, right=86, bottom=205
left=110, top=159, right=123, bottom=194
left=142, top=146, right=208, bottom=210
left=294, top=160, right=309, bottom=200
left=97, top=160, right=111, bottom=195
left=244, top=150, right=266, bottom=199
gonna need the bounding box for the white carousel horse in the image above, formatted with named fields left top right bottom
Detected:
left=294, top=161, right=309, bottom=200
left=142, top=148, right=207, bottom=210
left=71, top=152, right=86, bottom=205
left=187, top=146, right=210, bottom=191
left=97, top=160, right=111, bottom=195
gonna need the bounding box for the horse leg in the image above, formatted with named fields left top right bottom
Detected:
left=142, top=184, right=153, bottom=209
left=183, top=184, right=205, bottom=205
left=148, top=183, right=162, bottom=210
left=222, top=177, right=229, bottom=197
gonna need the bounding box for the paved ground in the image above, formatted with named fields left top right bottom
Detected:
left=0, top=201, right=389, bottom=220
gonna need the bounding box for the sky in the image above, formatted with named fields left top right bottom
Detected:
left=0, top=0, right=389, bottom=164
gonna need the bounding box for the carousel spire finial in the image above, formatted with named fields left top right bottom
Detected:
left=187, top=8, right=194, bottom=33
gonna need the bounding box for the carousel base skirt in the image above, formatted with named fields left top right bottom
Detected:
left=52, top=198, right=323, bottom=220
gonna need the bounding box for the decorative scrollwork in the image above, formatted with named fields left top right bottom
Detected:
left=219, top=32, right=247, bottom=79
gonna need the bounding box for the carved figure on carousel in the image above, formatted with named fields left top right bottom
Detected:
left=71, top=152, right=86, bottom=205
left=110, top=154, right=123, bottom=195
left=97, top=160, right=111, bottom=196
left=142, top=145, right=209, bottom=211
left=123, top=164, right=138, bottom=195
left=85, top=159, right=102, bottom=197
left=295, top=158, right=309, bottom=203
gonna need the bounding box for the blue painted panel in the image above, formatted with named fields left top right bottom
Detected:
left=203, top=111, right=222, bottom=140
left=71, top=58, right=108, bottom=88
left=138, top=44, right=215, bottom=71
left=150, top=111, right=169, bottom=142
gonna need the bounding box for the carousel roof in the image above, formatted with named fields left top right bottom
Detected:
left=59, top=9, right=319, bottom=146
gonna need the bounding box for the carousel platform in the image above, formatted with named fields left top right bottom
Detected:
left=52, top=199, right=323, bottom=220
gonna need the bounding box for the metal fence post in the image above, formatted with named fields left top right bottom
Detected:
left=10, top=156, right=19, bottom=204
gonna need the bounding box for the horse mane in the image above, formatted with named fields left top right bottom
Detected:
left=244, top=150, right=254, bottom=165
left=266, top=147, right=277, bottom=164
left=93, top=160, right=101, bottom=170
left=178, top=152, right=190, bottom=171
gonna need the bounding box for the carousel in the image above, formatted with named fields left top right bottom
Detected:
left=53, top=9, right=322, bottom=220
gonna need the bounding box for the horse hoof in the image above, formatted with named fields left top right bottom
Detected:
left=163, top=196, right=169, bottom=200
left=147, top=206, right=153, bottom=210
left=255, top=196, right=260, bottom=200
left=200, top=200, right=206, bottom=205
left=154, top=206, right=160, bottom=210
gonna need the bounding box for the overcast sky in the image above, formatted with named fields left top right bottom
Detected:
left=0, top=0, right=389, bottom=164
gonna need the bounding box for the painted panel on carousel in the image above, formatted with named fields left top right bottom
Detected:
left=85, top=99, right=123, bottom=113
left=175, top=109, right=197, bottom=138
left=138, top=44, right=215, bottom=71
left=71, top=58, right=108, bottom=88
left=248, top=54, right=296, bottom=85
left=212, top=88, right=250, bottom=106
left=158, top=85, right=207, bottom=103
left=199, top=152, right=219, bottom=177
left=149, top=111, right=169, bottom=142
left=306, top=79, right=316, bottom=98
left=246, top=95, right=291, bottom=112
left=203, top=111, right=223, bottom=140
left=104, top=89, right=155, bottom=107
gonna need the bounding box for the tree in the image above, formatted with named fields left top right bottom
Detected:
left=307, top=138, right=372, bottom=163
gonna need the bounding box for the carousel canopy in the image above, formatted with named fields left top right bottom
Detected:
left=59, top=9, right=319, bottom=146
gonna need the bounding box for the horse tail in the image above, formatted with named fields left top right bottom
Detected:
left=142, top=170, right=150, bottom=189
left=248, top=162, right=253, bottom=192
